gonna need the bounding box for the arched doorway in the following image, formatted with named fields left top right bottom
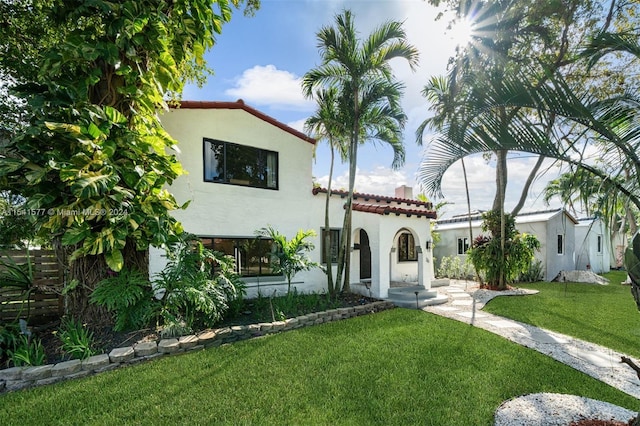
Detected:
left=359, top=229, right=371, bottom=280
left=391, top=228, right=420, bottom=285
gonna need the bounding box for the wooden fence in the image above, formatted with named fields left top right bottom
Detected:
left=0, top=249, right=64, bottom=324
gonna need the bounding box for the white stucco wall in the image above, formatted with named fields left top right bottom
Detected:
left=155, top=107, right=323, bottom=297
left=435, top=210, right=579, bottom=282
left=575, top=219, right=611, bottom=274
left=152, top=105, right=435, bottom=299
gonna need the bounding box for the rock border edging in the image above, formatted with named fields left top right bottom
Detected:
left=0, top=300, right=395, bottom=393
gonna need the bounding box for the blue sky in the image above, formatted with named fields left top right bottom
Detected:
left=182, top=0, right=563, bottom=218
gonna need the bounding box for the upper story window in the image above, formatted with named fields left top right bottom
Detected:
left=204, top=138, right=278, bottom=189
left=398, top=232, right=417, bottom=262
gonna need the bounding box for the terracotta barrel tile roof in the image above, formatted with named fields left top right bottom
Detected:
left=312, top=187, right=434, bottom=209
left=351, top=203, right=437, bottom=219
left=312, top=187, right=437, bottom=219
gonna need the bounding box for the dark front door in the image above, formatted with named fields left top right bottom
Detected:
left=359, top=229, right=371, bottom=280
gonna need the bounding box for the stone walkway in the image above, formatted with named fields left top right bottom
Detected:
left=423, top=280, right=640, bottom=399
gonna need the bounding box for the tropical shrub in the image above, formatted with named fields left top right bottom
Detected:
left=467, top=210, right=540, bottom=288
left=0, top=251, right=34, bottom=292
left=517, top=260, right=544, bottom=283
left=0, top=322, right=21, bottom=367
left=237, top=290, right=341, bottom=324
left=436, top=255, right=475, bottom=279
left=56, top=317, right=97, bottom=360
left=154, top=234, right=245, bottom=335
left=256, top=226, right=319, bottom=294
left=90, top=268, right=156, bottom=332
left=8, top=334, right=45, bottom=367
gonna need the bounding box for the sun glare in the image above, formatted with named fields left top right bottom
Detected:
left=448, top=18, right=474, bottom=47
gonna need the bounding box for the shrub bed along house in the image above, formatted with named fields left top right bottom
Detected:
left=0, top=300, right=394, bottom=393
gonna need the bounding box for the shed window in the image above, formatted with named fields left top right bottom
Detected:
left=457, top=237, right=469, bottom=255
left=557, top=234, right=564, bottom=255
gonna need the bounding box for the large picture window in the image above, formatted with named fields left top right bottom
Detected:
left=204, top=139, right=278, bottom=189
left=201, top=237, right=278, bottom=277
left=398, top=232, right=417, bottom=262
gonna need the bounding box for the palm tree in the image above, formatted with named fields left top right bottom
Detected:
left=304, top=87, right=349, bottom=296
left=543, top=167, right=638, bottom=268
left=302, top=9, right=418, bottom=292
left=256, top=227, right=319, bottom=295
left=417, top=1, right=622, bottom=289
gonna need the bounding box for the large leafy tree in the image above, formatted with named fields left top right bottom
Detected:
left=418, top=0, right=630, bottom=289
left=417, top=35, right=640, bottom=219
left=0, top=0, right=259, bottom=322
left=302, top=9, right=418, bottom=292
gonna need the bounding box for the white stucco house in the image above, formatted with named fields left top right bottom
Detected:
left=150, top=100, right=438, bottom=302
left=434, top=209, right=579, bottom=282
left=575, top=217, right=611, bottom=274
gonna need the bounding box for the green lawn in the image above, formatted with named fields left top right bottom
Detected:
left=0, top=309, right=637, bottom=425
left=484, top=270, right=640, bottom=359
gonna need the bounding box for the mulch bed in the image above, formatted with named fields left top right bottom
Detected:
left=32, top=292, right=379, bottom=366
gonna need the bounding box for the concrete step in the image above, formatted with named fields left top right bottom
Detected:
left=388, top=286, right=438, bottom=300
left=386, top=285, right=448, bottom=308
left=388, top=294, right=449, bottom=309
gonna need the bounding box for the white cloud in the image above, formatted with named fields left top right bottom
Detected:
left=225, top=65, right=315, bottom=110
left=315, top=166, right=409, bottom=196
left=286, top=118, right=307, bottom=134
left=433, top=154, right=564, bottom=219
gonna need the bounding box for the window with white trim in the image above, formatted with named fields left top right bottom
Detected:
left=457, top=237, right=469, bottom=255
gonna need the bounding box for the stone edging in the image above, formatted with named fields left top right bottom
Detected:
left=0, top=300, right=395, bottom=393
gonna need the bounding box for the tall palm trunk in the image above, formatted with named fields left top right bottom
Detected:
left=461, top=158, right=481, bottom=284
left=491, top=149, right=508, bottom=289
left=324, top=142, right=336, bottom=295
left=336, top=136, right=358, bottom=293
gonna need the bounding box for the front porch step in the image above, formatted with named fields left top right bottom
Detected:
left=388, top=286, right=438, bottom=300
left=385, top=286, right=448, bottom=309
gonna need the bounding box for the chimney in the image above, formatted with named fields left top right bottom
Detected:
left=395, top=185, right=413, bottom=200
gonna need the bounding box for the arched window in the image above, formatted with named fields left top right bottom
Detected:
left=398, top=232, right=417, bottom=262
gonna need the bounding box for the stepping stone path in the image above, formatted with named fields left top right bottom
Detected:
left=424, top=279, right=640, bottom=399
